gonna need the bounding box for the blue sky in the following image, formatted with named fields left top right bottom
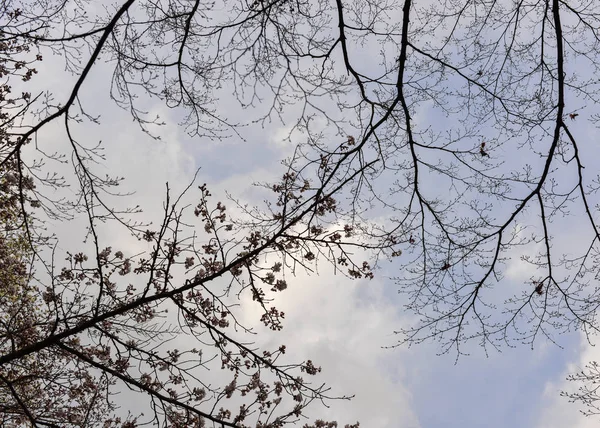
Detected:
left=15, top=0, right=600, bottom=426
left=29, top=74, right=597, bottom=427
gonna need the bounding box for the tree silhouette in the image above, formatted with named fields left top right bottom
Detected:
left=3, top=0, right=600, bottom=423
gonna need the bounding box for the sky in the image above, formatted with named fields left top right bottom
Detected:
left=11, top=0, right=600, bottom=427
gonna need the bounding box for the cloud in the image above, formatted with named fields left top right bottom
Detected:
left=534, top=335, right=600, bottom=428
left=19, top=13, right=600, bottom=428
left=233, top=257, right=420, bottom=427
left=19, top=50, right=422, bottom=426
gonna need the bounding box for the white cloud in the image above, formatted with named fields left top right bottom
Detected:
left=535, top=335, right=600, bottom=428
left=235, top=260, right=420, bottom=427
left=18, top=50, right=422, bottom=426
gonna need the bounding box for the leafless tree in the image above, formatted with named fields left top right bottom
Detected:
left=0, top=1, right=380, bottom=426
left=563, top=361, right=600, bottom=417
left=3, top=0, right=600, bottom=423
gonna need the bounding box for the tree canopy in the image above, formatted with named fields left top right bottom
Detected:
left=2, top=0, right=600, bottom=425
